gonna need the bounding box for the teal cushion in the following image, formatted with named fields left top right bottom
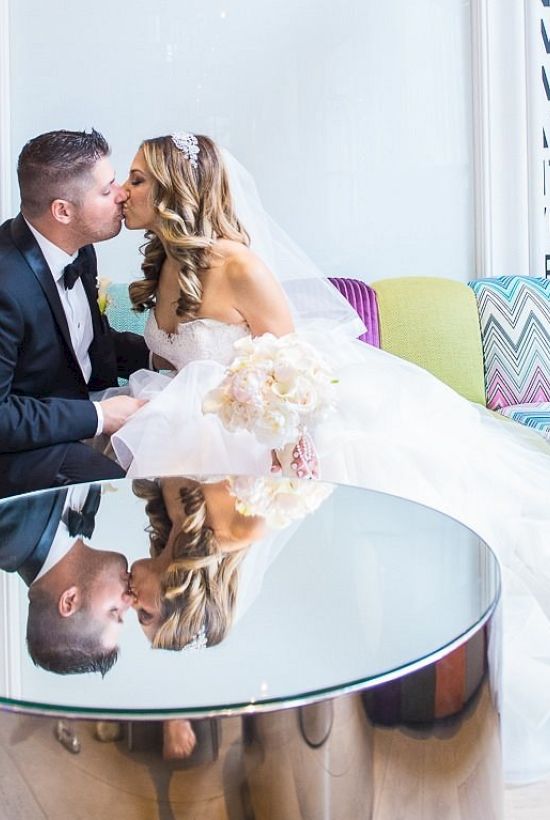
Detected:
left=105, top=283, right=147, bottom=335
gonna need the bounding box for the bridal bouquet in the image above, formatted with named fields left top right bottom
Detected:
left=202, top=333, right=337, bottom=448
left=227, top=475, right=334, bottom=530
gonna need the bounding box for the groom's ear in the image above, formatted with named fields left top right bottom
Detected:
left=50, top=198, right=74, bottom=225
left=58, top=585, right=82, bottom=617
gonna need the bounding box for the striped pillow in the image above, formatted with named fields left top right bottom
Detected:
left=498, top=403, right=550, bottom=441
left=468, top=276, right=550, bottom=410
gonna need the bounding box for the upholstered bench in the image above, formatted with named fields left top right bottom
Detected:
left=330, top=275, right=550, bottom=440
left=106, top=275, right=550, bottom=440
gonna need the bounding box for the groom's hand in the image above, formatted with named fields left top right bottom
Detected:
left=100, top=396, right=148, bottom=434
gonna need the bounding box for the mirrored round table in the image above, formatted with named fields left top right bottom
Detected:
left=0, top=475, right=502, bottom=819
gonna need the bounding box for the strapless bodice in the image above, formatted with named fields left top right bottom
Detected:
left=144, top=311, right=250, bottom=371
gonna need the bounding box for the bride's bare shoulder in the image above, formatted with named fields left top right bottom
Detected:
left=211, top=240, right=292, bottom=329
left=213, top=240, right=271, bottom=285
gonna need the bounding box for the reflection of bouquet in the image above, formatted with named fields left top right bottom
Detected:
left=227, top=475, right=333, bottom=530
left=202, top=333, right=337, bottom=448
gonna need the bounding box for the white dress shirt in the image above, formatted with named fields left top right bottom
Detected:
left=35, top=485, right=95, bottom=580
left=24, top=220, right=103, bottom=434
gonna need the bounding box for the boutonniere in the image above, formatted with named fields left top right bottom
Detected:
left=97, top=278, right=112, bottom=315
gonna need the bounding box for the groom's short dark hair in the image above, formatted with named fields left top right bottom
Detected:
left=26, top=587, right=118, bottom=677
left=18, top=128, right=110, bottom=217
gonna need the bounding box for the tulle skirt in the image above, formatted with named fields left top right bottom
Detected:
left=112, top=332, right=550, bottom=783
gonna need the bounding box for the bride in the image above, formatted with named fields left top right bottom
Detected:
left=129, top=473, right=322, bottom=647
left=112, top=131, right=550, bottom=783
left=130, top=476, right=265, bottom=650
left=113, top=132, right=318, bottom=478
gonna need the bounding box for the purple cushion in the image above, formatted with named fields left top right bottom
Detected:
left=328, top=277, right=380, bottom=347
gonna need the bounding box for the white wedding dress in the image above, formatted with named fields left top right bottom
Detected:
left=112, top=308, right=550, bottom=784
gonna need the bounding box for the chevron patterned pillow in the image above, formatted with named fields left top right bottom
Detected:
left=468, top=276, right=550, bottom=410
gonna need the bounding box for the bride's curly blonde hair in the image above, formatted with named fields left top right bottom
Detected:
left=132, top=479, right=247, bottom=651
left=129, top=134, right=249, bottom=320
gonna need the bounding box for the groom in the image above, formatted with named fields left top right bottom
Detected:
left=0, top=128, right=149, bottom=498
left=0, top=483, right=132, bottom=674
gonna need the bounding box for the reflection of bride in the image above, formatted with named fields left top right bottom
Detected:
left=131, top=474, right=321, bottom=761
left=130, top=475, right=328, bottom=650
left=113, top=131, right=550, bottom=783
left=130, top=477, right=263, bottom=649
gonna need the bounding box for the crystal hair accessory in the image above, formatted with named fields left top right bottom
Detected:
left=171, top=132, right=200, bottom=168
left=184, top=624, right=207, bottom=651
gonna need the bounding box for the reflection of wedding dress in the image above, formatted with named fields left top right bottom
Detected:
left=112, top=309, right=550, bottom=783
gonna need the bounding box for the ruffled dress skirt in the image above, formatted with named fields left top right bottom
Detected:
left=112, top=326, right=550, bottom=783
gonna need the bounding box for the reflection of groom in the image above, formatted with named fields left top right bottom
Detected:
left=0, top=484, right=132, bottom=674
left=0, top=128, right=149, bottom=498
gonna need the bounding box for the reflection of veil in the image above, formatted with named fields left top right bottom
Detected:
left=231, top=477, right=335, bottom=623
left=163, top=475, right=335, bottom=631
left=221, top=149, right=366, bottom=341
left=234, top=520, right=303, bottom=624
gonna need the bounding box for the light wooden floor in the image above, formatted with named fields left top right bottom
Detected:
left=0, top=709, right=545, bottom=819
left=374, top=722, right=550, bottom=820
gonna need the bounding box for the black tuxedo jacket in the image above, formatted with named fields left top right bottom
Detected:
left=0, top=214, right=149, bottom=491
left=0, top=489, right=67, bottom=583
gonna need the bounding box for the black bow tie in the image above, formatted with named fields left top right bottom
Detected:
left=65, top=485, right=101, bottom=539
left=63, top=249, right=86, bottom=290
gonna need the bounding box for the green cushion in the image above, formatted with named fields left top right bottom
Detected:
left=372, top=277, right=486, bottom=405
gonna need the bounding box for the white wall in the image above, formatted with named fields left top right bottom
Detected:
left=7, top=0, right=474, bottom=283
left=471, top=0, right=531, bottom=279
left=526, top=0, right=550, bottom=278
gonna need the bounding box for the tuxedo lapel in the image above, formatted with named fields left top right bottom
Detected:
left=18, top=490, right=68, bottom=585
left=79, top=247, right=109, bottom=383
left=10, top=214, right=82, bottom=374
left=79, top=247, right=102, bottom=330
left=78, top=246, right=120, bottom=389
left=0, top=488, right=68, bottom=582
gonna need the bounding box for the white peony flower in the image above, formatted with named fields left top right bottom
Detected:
left=227, top=475, right=334, bottom=529
left=202, top=332, right=337, bottom=449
